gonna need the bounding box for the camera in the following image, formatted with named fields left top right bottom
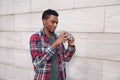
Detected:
left=63, top=32, right=73, bottom=41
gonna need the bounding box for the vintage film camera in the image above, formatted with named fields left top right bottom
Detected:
left=63, top=32, right=73, bottom=41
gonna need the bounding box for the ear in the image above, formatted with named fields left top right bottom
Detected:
left=42, top=19, right=46, bottom=25
left=42, top=19, right=45, bottom=24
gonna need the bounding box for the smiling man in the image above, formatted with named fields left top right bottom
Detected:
left=30, top=9, right=76, bottom=80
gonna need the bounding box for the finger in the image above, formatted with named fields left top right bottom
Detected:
left=61, top=31, right=66, bottom=35
left=68, top=40, right=75, bottom=45
left=62, top=31, right=68, bottom=36
left=63, top=37, right=68, bottom=42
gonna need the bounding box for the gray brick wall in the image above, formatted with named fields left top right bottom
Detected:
left=0, top=0, right=120, bottom=80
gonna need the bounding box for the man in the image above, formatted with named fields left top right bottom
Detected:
left=30, top=9, right=76, bottom=80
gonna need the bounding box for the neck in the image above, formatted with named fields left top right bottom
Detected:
left=43, top=28, right=53, bottom=37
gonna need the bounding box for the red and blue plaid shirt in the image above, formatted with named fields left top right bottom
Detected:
left=30, top=29, right=76, bottom=80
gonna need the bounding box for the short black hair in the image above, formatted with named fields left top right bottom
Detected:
left=42, top=9, right=59, bottom=20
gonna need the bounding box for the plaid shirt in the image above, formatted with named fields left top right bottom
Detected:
left=30, top=29, right=76, bottom=80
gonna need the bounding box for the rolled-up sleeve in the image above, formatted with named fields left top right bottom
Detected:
left=30, top=34, right=54, bottom=68
left=64, top=45, right=76, bottom=62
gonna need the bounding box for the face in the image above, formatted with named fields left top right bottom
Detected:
left=43, top=15, right=58, bottom=33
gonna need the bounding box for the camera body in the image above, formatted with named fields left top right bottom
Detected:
left=67, top=33, right=72, bottom=41
left=63, top=32, right=73, bottom=41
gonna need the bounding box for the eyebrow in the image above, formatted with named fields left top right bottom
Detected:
left=51, top=20, right=58, bottom=23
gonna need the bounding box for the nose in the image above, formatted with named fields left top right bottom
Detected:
left=54, top=23, right=57, bottom=27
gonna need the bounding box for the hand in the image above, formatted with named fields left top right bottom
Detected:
left=60, top=31, right=75, bottom=46
left=51, top=33, right=68, bottom=49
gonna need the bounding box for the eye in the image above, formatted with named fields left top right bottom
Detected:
left=50, top=20, right=58, bottom=24
left=51, top=21, right=55, bottom=24
left=51, top=22, right=55, bottom=24
left=56, top=22, right=58, bottom=24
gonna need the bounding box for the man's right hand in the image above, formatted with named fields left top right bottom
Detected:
left=51, top=32, right=68, bottom=49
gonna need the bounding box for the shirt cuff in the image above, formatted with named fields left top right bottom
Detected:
left=68, top=45, right=75, bottom=51
left=47, top=46, right=56, bottom=54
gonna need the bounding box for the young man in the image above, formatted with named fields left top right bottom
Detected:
left=30, top=9, right=76, bottom=80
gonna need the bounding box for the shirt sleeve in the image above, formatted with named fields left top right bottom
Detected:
left=64, top=45, right=76, bottom=62
left=30, top=34, right=54, bottom=68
